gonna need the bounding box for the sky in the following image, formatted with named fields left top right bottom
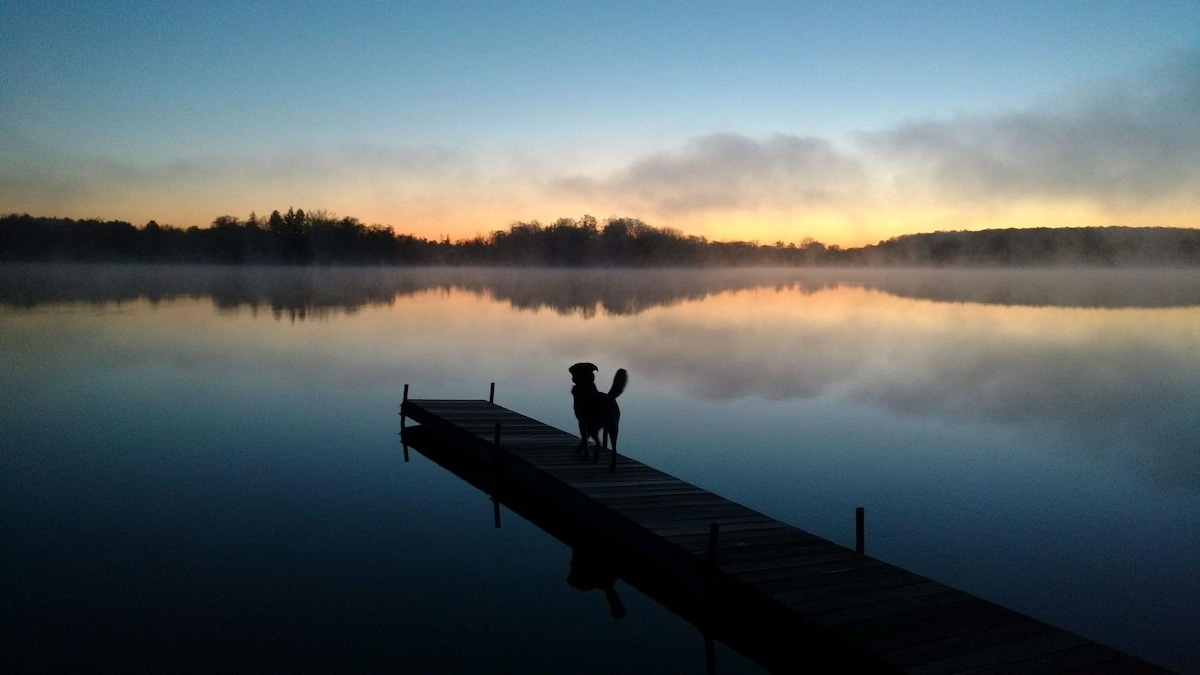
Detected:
left=1, top=1, right=1198, bottom=247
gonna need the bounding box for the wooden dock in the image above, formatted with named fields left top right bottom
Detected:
left=400, top=397, right=1167, bottom=674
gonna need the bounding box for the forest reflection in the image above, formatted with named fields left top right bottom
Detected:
left=2, top=264, right=1200, bottom=317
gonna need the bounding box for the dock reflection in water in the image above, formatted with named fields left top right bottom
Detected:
left=401, top=422, right=787, bottom=674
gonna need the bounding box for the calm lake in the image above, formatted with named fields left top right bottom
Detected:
left=2, top=265, right=1198, bottom=673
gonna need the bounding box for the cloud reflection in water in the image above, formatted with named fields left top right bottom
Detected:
left=611, top=283, right=1199, bottom=491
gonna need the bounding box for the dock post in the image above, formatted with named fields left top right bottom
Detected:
left=856, top=507, right=865, bottom=554
left=493, top=497, right=501, bottom=528
left=399, top=404, right=409, bottom=462
left=489, top=382, right=495, bottom=403
left=707, top=522, right=720, bottom=565
left=398, top=390, right=410, bottom=462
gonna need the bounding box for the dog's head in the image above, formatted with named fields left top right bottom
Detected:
left=569, top=362, right=598, bottom=386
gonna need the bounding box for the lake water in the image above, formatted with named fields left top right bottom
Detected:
left=2, top=265, right=1198, bottom=673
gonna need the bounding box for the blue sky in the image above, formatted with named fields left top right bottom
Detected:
left=2, top=1, right=1197, bottom=245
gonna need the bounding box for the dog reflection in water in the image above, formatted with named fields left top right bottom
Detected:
left=568, top=541, right=627, bottom=620
left=569, top=362, right=628, bottom=463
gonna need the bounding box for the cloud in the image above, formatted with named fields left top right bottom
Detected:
left=130, top=144, right=472, bottom=187
left=549, top=52, right=1200, bottom=225
left=0, top=132, right=459, bottom=187
left=0, top=133, right=486, bottom=224
left=861, top=51, right=1200, bottom=209
left=553, top=132, right=870, bottom=214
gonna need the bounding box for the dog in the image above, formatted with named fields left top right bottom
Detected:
left=569, top=362, right=628, bottom=463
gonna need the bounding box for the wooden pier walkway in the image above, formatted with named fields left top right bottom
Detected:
left=400, top=397, right=1166, bottom=674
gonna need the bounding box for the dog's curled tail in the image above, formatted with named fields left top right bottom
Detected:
left=609, top=368, right=628, bottom=399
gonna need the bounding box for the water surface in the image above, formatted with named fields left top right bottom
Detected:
left=2, top=265, right=1198, bottom=672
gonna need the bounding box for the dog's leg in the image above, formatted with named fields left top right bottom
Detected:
left=590, top=427, right=604, bottom=463
left=607, top=428, right=618, bottom=470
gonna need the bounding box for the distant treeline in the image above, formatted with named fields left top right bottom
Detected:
left=0, top=210, right=431, bottom=265
left=860, top=227, right=1200, bottom=267
left=0, top=211, right=830, bottom=265
left=2, top=210, right=1198, bottom=266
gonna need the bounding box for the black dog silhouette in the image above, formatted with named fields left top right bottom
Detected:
left=567, top=540, right=627, bottom=620
left=568, top=363, right=627, bottom=463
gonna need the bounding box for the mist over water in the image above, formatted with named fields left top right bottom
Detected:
left=4, top=264, right=1200, bottom=313
left=2, top=265, right=1198, bottom=672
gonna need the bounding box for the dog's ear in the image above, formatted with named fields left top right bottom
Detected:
left=569, top=362, right=598, bottom=376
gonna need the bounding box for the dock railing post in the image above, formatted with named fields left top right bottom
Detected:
left=855, top=507, right=865, bottom=554
left=489, top=382, right=495, bottom=404
left=399, top=384, right=410, bottom=462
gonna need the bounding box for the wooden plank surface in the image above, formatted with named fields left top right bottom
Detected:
left=400, top=399, right=1167, bottom=674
